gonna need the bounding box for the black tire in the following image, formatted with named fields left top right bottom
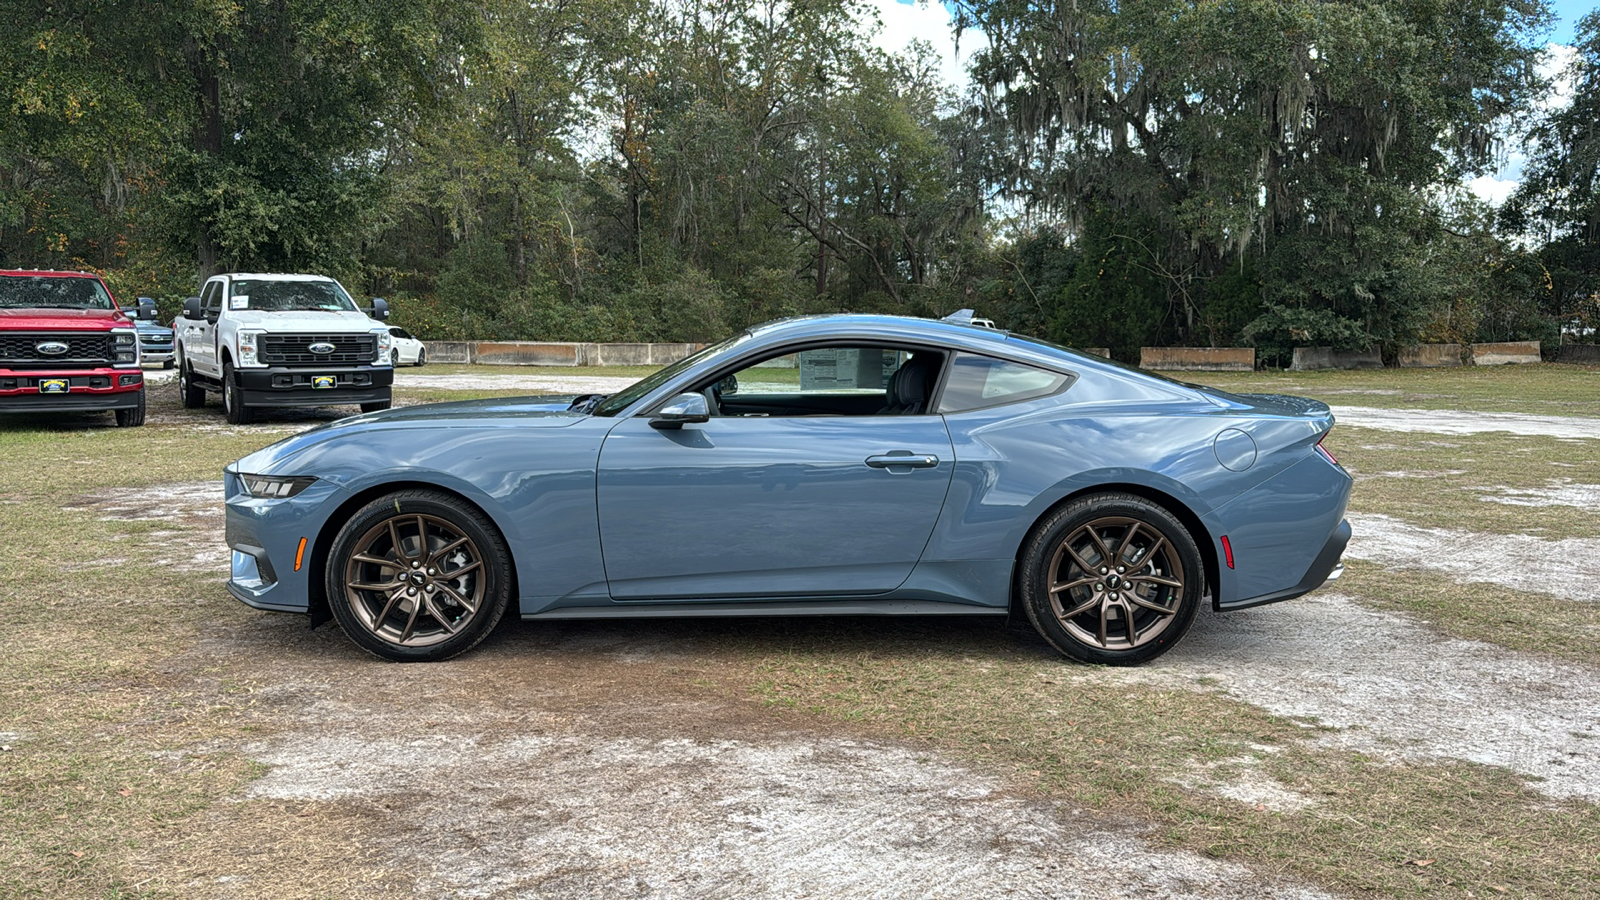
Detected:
left=416, top=348, right=426, bottom=367
left=361, top=399, right=392, bottom=413
left=162, top=358, right=175, bottom=370
left=222, top=360, right=254, bottom=424
left=325, top=490, right=512, bottom=662
left=178, top=357, right=206, bottom=408
left=1019, top=493, right=1202, bottom=666
left=114, top=388, right=146, bottom=427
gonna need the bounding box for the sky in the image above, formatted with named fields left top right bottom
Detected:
left=868, top=0, right=1594, bottom=207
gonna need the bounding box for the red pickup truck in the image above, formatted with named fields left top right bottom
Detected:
left=0, top=269, right=146, bottom=426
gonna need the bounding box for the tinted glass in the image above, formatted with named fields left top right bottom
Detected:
left=0, top=274, right=114, bottom=310
left=937, top=353, right=1071, bottom=413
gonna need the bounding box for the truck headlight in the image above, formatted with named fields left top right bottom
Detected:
left=238, top=330, right=265, bottom=367
left=373, top=328, right=393, bottom=365
left=239, top=474, right=317, bottom=499
left=112, top=329, right=138, bottom=366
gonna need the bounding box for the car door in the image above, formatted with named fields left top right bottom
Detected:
left=184, top=279, right=222, bottom=376
left=595, top=348, right=956, bottom=600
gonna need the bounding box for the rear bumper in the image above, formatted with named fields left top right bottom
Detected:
left=0, top=369, right=143, bottom=413
left=1217, top=518, right=1351, bottom=611
left=235, top=364, right=393, bottom=408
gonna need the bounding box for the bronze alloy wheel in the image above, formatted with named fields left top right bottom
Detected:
left=327, top=490, right=511, bottom=661
left=1047, top=516, right=1185, bottom=651
left=1021, top=493, right=1202, bottom=665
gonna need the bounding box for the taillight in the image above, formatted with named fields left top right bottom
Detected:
left=1316, top=432, right=1339, bottom=466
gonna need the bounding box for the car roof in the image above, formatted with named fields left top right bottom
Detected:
left=217, top=273, right=339, bottom=282
left=0, top=269, right=103, bottom=279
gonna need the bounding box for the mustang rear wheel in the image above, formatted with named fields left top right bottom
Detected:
left=326, top=490, right=511, bottom=662
left=1020, top=493, right=1202, bottom=665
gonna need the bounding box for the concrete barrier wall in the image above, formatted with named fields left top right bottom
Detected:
left=422, top=341, right=705, bottom=367
left=423, top=341, right=475, bottom=364
left=1291, top=347, right=1384, bottom=370
left=1557, top=344, right=1600, bottom=364
left=1398, top=344, right=1463, bottom=367
left=1140, top=347, right=1254, bottom=371
left=1080, top=347, right=1111, bottom=359
left=1470, top=341, right=1541, bottom=365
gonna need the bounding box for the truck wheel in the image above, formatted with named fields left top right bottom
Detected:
left=114, top=388, right=147, bottom=427
left=178, top=358, right=205, bottom=408
left=361, top=400, right=392, bottom=413
left=223, top=360, right=254, bottom=424
left=163, top=358, right=175, bottom=370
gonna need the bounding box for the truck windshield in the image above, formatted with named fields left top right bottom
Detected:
left=230, top=279, right=358, bottom=312
left=0, top=274, right=115, bottom=310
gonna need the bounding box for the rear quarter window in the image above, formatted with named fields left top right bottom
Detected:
left=937, top=353, right=1072, bottom=413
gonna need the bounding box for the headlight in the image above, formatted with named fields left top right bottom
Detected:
left=238, top=330, right=265, bottom=367
left=239, top=474, right=317, bottom=499
left=373, top=328, right=393, bottom=365
left=112, top=329, right=138, bottom=365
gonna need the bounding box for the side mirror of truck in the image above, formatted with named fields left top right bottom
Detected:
left=136, top=297, right=157, bottom=321
left=369, top=298, right=390, bottom=321
left=182, top=297, right=202, bottom=320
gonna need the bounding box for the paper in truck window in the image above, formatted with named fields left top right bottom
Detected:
left=230, top=295, right=250, bottom=310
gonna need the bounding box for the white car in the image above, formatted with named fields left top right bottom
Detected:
left=389, top=326, right=426, bottom=366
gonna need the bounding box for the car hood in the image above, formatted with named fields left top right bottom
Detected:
left=0, top=307, right=130, bottom=330
left=225, top=309, right=381, bottom=331
left=232, top=395, right=589, bottom=474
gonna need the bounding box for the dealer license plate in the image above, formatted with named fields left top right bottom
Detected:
left=39, top=379, right=69, bottom=394
left=311, top=375, right=337, bottom=389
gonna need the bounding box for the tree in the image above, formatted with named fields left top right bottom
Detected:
left=1503, top=11, right=1600, bottom=342
left=954, top=0, right=1551, bottom=354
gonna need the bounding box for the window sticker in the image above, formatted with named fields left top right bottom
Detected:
left=230, top=295, right=250, bottom=310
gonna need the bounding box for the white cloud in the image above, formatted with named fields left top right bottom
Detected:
left=1469, top=41, right=1579, bottom=206
left=860, top=0, right=984, bottom=91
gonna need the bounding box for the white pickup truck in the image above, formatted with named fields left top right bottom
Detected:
left=175, top=273, right=394, bottom=424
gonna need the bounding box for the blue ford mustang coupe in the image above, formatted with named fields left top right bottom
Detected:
left=224, top=315, right=1351, bottom=664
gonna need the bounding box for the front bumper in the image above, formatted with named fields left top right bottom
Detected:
left=224, top=467, right=348, bottom=613
left=234, top=364, right=394, bottom=408
left=0, top=369, right=143, bottom=413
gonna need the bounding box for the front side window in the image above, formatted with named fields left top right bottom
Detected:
left=201, top=281, right=223, bottom=314
left=695, top=345, right=942, bottom=417
left=936, top=353, right=1071, bottom=413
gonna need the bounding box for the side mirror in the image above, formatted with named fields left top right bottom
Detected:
left=182, top=297, right=202, bottom=320
left=136, top=297, right=157, bottom=321
left=370, top=298, right=390, bottom=321
left=649, top=392, right=710, bottom=430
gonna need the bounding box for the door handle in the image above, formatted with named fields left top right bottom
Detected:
left=865, top=453, right=939, bottom=469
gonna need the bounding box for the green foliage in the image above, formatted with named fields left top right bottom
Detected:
left=1243, top=303, right=1371, bottom=368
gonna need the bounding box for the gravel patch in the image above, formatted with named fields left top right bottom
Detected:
left=240, top=732, right=1331, bottom=899
left=1112, top=593, right=1600, bottom=801
left=1343, top=512, right=1600, bottom=601
left=1476, top=479, right=1600, bottom=509
left=1331, top=406, right=1600, bottom=439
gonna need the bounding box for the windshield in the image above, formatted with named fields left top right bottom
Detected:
left=0, top=274, right=115, bottom=310
left=591, top=331, right=752, bottom=417
left=229, top=279, right=358, bottom=313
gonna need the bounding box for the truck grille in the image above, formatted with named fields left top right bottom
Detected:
left=0, top=333, right=114, bottom=368
left=260, top=334, right=377, bottom=366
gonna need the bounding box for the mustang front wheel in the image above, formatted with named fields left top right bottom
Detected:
left=326, top=490, right=512, bottom=661
left=1021, top=493, right=1202, bottom=665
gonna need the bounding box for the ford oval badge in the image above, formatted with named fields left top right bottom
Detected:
left=36, top=341, right=69, bottom=355
left=308, top=342, right=336, bottom=354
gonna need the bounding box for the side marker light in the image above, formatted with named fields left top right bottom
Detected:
left=294, top=537, right=308, bottom=572
left=1221, top=535, right=1235, bottom=569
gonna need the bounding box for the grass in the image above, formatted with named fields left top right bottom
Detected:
left=2, top=364, right=1598, bottom=897
left=1188, top=363, right=1600, bottom=417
